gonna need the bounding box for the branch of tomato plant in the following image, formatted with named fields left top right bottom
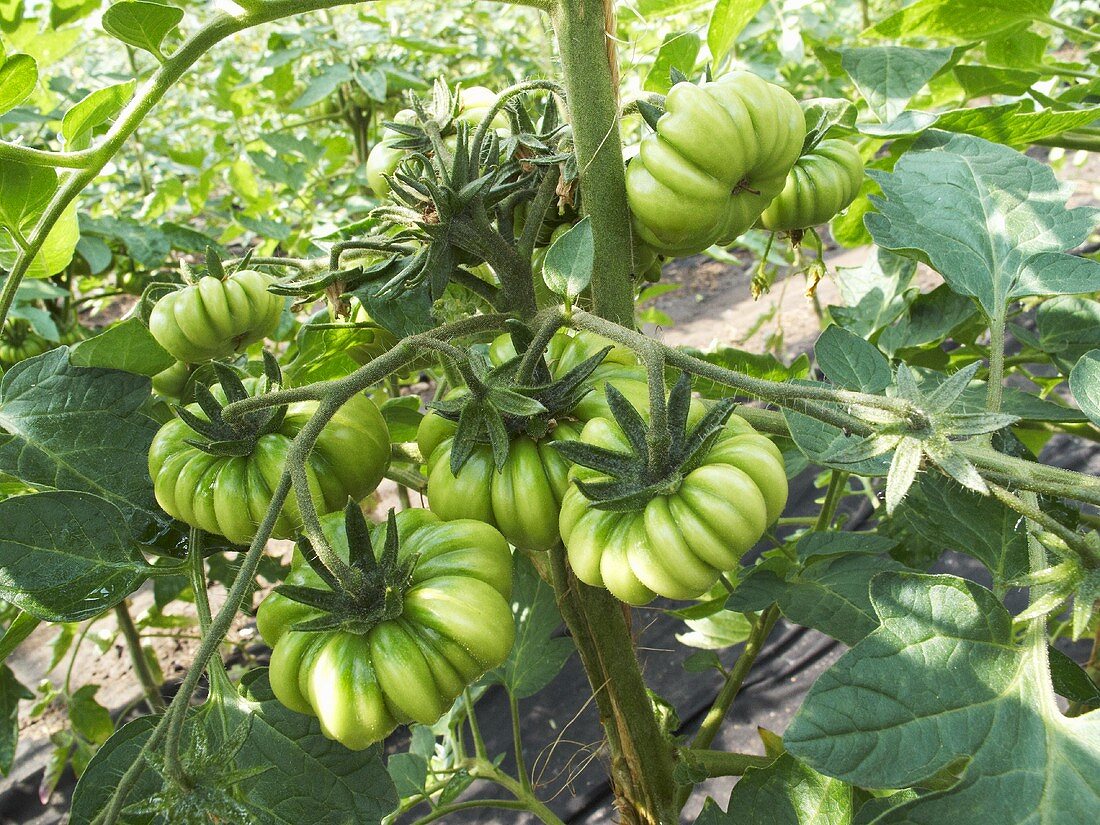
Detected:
left=565, top=308, right=909, bottom=430
left=113, top=602, right=166, bottom=714
left=556, top=309, right=1100, bottom=509
left=673, top=606, right=780, bottom=811
left=470, top=78, right=566, bottom=164
left=98, top=315, right=507, bottom=822
left=988, top=483, right=1100, bottom=568
left=386, top=464, right=428, bottom=492
left=188, top=528, right=236, bottom=699
left=0, top=0, right=371, bottom=331
left=517, top=164, right=562, bottom=265
left=677, top=749, right=773, bottom=778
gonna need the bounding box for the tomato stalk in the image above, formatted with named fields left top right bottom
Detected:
left=113, top=602, right=166, bottom=714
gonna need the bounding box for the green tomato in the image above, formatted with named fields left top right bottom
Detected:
left=151, top=361, right=191, bottom=399
left=625, top=71, right=805, bottom=257
left=559, top=414, right=788, bottom=605
left=148, top=385, right=390, bottom=544
left=759, top=139, right=864, bottom=231
left=0, top=320, right=49, bottom=366
left=148, top=270, right=284, bottom=363
left=366, top=109, right=417, bottom=197
left=367, top=89, right=509, bottom=198
left=419, top=424, right=582, bottom=552
left=257, top=508, right=514, bottom=749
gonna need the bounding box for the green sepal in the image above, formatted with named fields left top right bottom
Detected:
left=295, top=535, right=341, bottom=592
left=205, top=245, right=226, bottom=280
left=275, top=583, right=346, bottom=614
left=344, top=501, right=376, bottom=574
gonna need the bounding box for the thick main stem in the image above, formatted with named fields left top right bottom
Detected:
left=551, top=0, right=636, bottom=325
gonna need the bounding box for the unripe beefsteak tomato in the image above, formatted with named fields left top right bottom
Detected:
left=148, top=269, right=284, bottom=363
left=626, top=71, right=806, bottom=256
left=148, top=385, right=389, bottom=544
left=257, top=509, right=514, bottom=749
left=759, top=139, right=864, bottom=231
left=559, top=413, right=788, bottom=605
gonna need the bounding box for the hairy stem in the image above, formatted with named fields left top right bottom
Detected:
left=114, top=602, right=165, bottom=714
left=677, top=749, right=773, bottom=778
left=551, top=0, right=636, bottom=325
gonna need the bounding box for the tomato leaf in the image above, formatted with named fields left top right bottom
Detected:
left=644, top=31, right=700, bottom=94
left=101, top=1, right=184, bottom=62
left=814, top=326, right=891, bottom=393
left=785, top=573, right=1100, bottom=824
left=0, top=53, right=36, bottom=116
left=0, top=349, right=162, bottom=536
left=70, top=317, right=175, bottom=377
left=1069, top=350, right=1100, bottom=429
left=0, top=491, right=152, bottom=621
left=486, top=555, right=574, bottom=700
left=866, top=132, right=1100, bottom=318
left=695, top=752, right=853, bottom=824
left=866, top=0, right=1052, bottom=43
left=729, top=553, right=906, bottom=646
left=61, top=81, right=135, bottom=152
left=542, top=216, right=593, bottom=303
left=0, top=665, right=32, bottom=776
left=839, top=45, right=955, bottom=124
left=707, top=0, right=766, bottom=65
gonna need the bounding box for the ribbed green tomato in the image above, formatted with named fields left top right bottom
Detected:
left=257, top=508, right=514, bottom=749
left=148, top=270, right=284, bottom=363
left=759, top=139, right=864, bottom=231
left=419, top=423, right=582, bottom=552
left=0, top=320, right=48, bottom=366
left=559, top=413, right=788, bottom=605
left=626, top=71, right=805, bottom=256
left=148, top=386, right=389, bottom=544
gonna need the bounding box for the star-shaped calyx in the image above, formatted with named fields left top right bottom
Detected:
left=173, top=351, right=286, bottom=457
left=552, top=373, right=739, bottom=511
left=275, top=504, right=418, bottom=635
left=431, top=328, right=614, bottom=476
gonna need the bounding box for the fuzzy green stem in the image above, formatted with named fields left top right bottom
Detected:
left=986, top=305, right=1007, bottom=415
left=518, top=164, right=563, bottom=264
left=114, top=602, right=165, bottom=714
left=508, top=690, right=533, bottom=792
left=1043, top=15, right=1100, bottom=42
left=551, top=0, right=636, bottom=325
left=517, top=309, right=567, bottom=384
left=815, top=471, right=849, bottom=532
left=677, top=749, right=773, bottom=778
left=385, top=464, right=428, bottom=492
left=188, top=529, right=235, bottom=699
left=989, top=483, right=1100, bottom=569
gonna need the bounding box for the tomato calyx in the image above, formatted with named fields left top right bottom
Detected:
left=174, top=353, right=286, bottom=458
left=275, top=505, right=417, bottom=635
left=431, top=336, right=612, bottom=474
left=554, top=373, right=739, bottom=511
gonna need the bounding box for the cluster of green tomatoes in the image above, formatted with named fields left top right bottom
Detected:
left=139, top=67, right=867, bottom=751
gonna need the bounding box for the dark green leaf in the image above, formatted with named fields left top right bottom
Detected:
left=1048, top=646, right=1100, bottom=708
left=785, top=573, right=1100, bottom=824
left=0, top=491, right=151, bottom=622
left=815, top=326, right=891, bottom=393
left=0, top=664, right=32, bottom=776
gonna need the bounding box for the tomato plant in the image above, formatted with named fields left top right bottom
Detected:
left=0, top=2, right=1098, bottom=825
